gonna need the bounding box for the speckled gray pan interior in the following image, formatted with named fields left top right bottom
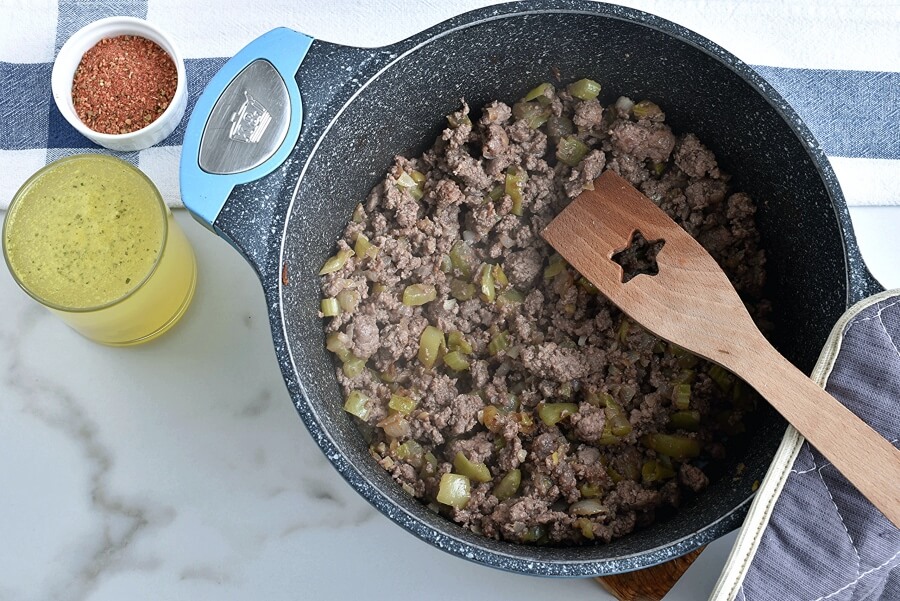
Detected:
left=212, top=0, right=882, bottom=577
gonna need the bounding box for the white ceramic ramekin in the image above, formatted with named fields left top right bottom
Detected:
left=51, top=17, right=187, bottom=152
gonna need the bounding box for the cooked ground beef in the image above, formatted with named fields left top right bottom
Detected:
left=319, top=81, right=769, bottom=545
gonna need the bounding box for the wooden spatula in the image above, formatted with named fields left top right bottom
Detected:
left=542, top=170, right=900, bottom=528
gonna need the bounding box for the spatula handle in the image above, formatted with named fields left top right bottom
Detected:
left=735, top=338, right=900, bottom=527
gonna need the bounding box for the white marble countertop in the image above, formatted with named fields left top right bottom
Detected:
left=2, top=208, right=897, bottom=601
left=3, top=2, right=899, bottom=599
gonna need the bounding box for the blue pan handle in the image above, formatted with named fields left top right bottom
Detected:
left=179, top=28, right=313, bottom=240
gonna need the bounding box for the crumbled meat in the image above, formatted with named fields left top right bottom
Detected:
left=447, top=432, right=494, bottom=464
left=483, top=123, right=510, bottom=160
left=448, top=394, right=484, bottom=436
left=504, top=248, right=543, bottom=288
left=679, top=463, right=710, bottom=493
left=674, top=133, right=719, bottom=179
left=573, top=99, right=604, bottom=130
left=520, top=342, right=604, bottom=382
left=564, top=149, right=607, bottom=198
left=610, top=120, right=676, bottom=163
left=349, top=314, right=379, bottom=359
left=571, top=403, right=607, bottom=443
left=320, top=82, right=770, bottom=546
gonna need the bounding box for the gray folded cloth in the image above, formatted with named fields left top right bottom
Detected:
left=732, top=293, right=900, bottom=600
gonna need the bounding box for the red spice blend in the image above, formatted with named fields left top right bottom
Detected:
left=71, top=35, right=178, bottom=135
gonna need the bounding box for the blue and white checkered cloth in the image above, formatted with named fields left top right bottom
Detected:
left=1, top=1, right=898, bottom=209
left=0, top=2, right=897, bottom=599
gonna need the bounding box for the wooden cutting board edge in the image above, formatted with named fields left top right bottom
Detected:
left=595, top=546, right=705, bottom=600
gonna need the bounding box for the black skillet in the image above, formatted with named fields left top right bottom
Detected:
left=178, top=0, right=882, bottom=578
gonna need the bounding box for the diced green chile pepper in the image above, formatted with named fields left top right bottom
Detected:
left=447, top=331, right=473, bottom=354
left=478, top=263, right=496, bottom=303
left=342, top=356, right=366, bottom=378
left=604, top=398, right=633, bottom=437
left=453, top=452, right=492, bottom=483
left=418, top=326, right=445, bottom=370
left=354, top=232, right=375, bottom=259
left=343, top=390, right=369, bottom=420
left=538, top=402, right=579, bottom=426
left=377, top=412, right=410, bottom=439
left=485, top=183, right=505, bottom=203
left=512, top=101, right=551, bottom=129
left=522, top=82, right=554, bottom=102
left=669, top=410, right=701, bottom=431
left=403, top=283, right=437, bottom=306
left=579, top=483, right=602, bottom=498
left=325, top=332, right=352, bottom=362
left=642, top=459, right=676, bottom=483
left=578, top=276, right=599, bottom=294
left=388, top=394, right=417, bottom=415
left=617, top=319, right=631, bottom=344
left=439, top=254, right=453, bottom=273
left=491, top=264, right=509, bottom=289
left=651, top=161, right=667, bottom=176
left=420, top=452, right=439, bottom=479
left=641, top=433, right=701, bottom=460
left=522, top=525, right=547, bottom=543
left=320, top=297, right=340, bottom=317
left=496, top=289, right=524, bottom=307
left=568, top=78, right=602, bottom=100
left=437, top=473, right=471, bottom=508
left=544, top=256, right=568, bottom=280
left=488, top=331, right=509, bottom=356
left=449, top=240, right=476, bottom=278
left=556, top=136, right=589, bottom=167
left=674, top=369, right=696, bottom=385
left=493, top=469, right=521, bottom=500
left=443, top=351, right=470, bottom=371
left=319, top=248, right=354, bottom=275
left=574, top=517, right=595, bottom=539
left=672, top=383, right=692, bottom=410
left=505, top=166, right=527, bottom=215
left=545, top=114, right=575, bottom=141
left=419, top=326, right=446, bottom=369
left=632, top=100, right=663, bottom=121
left=709, top=364, right=735, bottom=392
left=395, top=440, right=424, bottom=467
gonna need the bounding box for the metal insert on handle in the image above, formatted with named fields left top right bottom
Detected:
left=199, top=59, right=291, bottom=175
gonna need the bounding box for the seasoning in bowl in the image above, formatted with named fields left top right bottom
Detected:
left=71, top=35, right=177, bottom=134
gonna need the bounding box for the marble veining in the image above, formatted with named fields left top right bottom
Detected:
left=2, top=307, right=161, bottom=600
left=3, top=1, right=897, bottom=599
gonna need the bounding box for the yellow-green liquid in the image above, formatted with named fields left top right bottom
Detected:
left=3, top=155, right=196, bottom=345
